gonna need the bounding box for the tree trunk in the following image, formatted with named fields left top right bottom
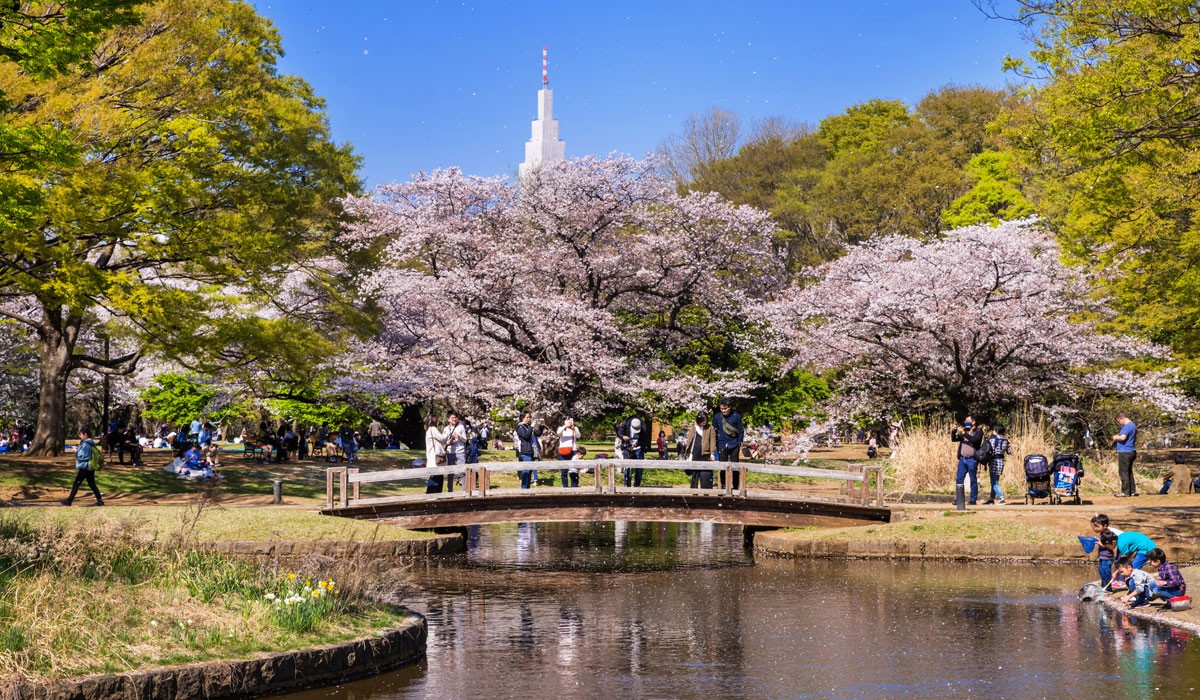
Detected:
left=382, top=403, right=425, bottom=449
left=28, top=324, right=76, bottom=456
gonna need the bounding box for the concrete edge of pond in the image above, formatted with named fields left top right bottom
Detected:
left=1100, top=596, right=1200, bottom=636
left=0, top=614, right=426, bottom=700
left=191, top=532, right=466, bottom=566
left=751, top=530, right=1200, bottom=565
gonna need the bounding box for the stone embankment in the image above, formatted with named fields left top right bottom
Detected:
left=753, top=531, right=1200, bottom=564
left=195, top=531, right=465, bottom=565
left=0, top=615, right=426, bottom=700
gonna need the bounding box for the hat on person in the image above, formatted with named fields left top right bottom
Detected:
left=412, top=458, right=426, bottom=467
left=631, top=418, right=642, bottom=430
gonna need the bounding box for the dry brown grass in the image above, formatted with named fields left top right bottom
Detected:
left=888, top=411, right=1162, bottom=496
left=0, top=509, right=409, bottom=682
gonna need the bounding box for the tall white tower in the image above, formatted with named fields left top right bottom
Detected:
left=519, top=47, right=565, bottom=178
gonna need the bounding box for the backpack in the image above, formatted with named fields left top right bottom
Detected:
left=975, top=437, right=994, bottom=465
left=88, top=442, right=104, bottom=472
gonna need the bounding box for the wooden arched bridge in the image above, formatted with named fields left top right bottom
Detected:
left=321, top=459, right=895, bottom=529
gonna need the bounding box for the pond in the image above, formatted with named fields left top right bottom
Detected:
left=287, top=522, right=1198, bottom=699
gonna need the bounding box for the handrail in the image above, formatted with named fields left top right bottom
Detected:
left=326, top=459, right=887, bottom=509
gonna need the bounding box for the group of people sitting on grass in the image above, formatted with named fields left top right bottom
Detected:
left=1088, top=513, right=1187, bottom=608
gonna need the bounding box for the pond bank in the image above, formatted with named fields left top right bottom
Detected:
left=0, top=614, right=426, bottom=700
left=1099, top=566, right=1200, bottom=635
left=753, top=506, right=1200, bottom=564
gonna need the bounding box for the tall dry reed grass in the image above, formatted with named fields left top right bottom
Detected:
left=888, top=411, right=1131, bottom=495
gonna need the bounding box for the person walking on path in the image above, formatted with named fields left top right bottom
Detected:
left=1113, top=412, right=1138, bottom=497
left=684, top=412, right=716, bottom=489
left=62, top=428, right=104, bottom=507
left=556, top=418, right=581, bottom=487
left=983, top=424, right=1011, bottom=505
left=714, top=398, right=745, bottom=491
left=952, top=415, right=984, bottom=505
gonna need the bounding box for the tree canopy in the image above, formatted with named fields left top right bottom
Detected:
left=761, top=219, right=1183, bottom=424
left=340, top=155, right=782, bottom=421
left=0, top=0, right=361, bottom=453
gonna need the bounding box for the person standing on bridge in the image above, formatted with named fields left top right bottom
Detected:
left=424, top=414, right=448, bottom=494
left=684, top=412, right=716, bottom=489
left=556, top=418, right=581, bottom=488
left=714, top=398, right=745, bottom=491
left=618, top=415, right=649, bottom=487
left=443, top=412, right=468, bottom=491
left=516, top=412, right=544, bottom=489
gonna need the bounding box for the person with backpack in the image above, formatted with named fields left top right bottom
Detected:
left=714, top=398, right=745, bottom=490
left=982, top=424, right=1011, bottom=505
left=515, top=412, right=545, bottom=489
left=61, top=428, right=104, bottom=507
left=951, top=415, right=984, bottom=506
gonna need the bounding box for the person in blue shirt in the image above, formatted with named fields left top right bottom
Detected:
left=1099, top=528, right=1156, bottom=570
left=61, top=428, right=104, bottom=507
left=184, top=443, right=203, bottom=470
left=1112, top=412, right=1138, bottom=497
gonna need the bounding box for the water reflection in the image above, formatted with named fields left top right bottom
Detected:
left=286, top=522, right=1197, bottom=700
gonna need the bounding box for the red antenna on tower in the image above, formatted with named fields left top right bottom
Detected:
left=542, top=46, right=548, bottom=87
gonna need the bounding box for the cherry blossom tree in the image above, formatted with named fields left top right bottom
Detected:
left=762, top=219, right=1186, bottom=423
left=340, top=155, right=781, bottom=420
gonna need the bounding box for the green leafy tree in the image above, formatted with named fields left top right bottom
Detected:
left=140, top=373, right=216, bottom=427
left=990, top=0, right=1200, bottom=387
left=942, top=150, right=1036, bottom=227
left=0, top=0, right=361, bottom=454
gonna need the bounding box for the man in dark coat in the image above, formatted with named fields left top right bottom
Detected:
left=714, top=398, right=745, bottom=490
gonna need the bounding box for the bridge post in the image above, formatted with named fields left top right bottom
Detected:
left=723, top=465, right=733, bottom=496
left=593, top=463, right=602, bottom=493
left=738, top=466, right=748, bottom=497
left=607, top=462, right=616, bottom=493
left=339, top=467, right=349, bottom=508
left=325, top=468, right=334, bottom=509
left=463, top=467, right=474, bottom=497
left=349, top=468, right=360, bottom=502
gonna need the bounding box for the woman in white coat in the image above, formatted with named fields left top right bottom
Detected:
left=424, top=414, right=447, bottom=494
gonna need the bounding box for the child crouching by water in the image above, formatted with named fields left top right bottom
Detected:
left=1115, top=555, right=1155, bottom=608
left=1088, top=514, right=1122, bottom=586
left=1147, top=548, right=1187, bottom=602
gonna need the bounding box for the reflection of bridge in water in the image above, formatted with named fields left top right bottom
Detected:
left=321, top=460, right=894, bottom=531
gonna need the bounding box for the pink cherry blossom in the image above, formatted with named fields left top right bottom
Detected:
left=761, top=219, right=1186, bottom=422
left=339, top=155, right=783, bottom=418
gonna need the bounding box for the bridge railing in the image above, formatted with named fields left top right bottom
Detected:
left=326, top=459, right=884, bottom=510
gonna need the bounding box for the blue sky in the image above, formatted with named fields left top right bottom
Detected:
left=252, top=1, right=1029, bottom=187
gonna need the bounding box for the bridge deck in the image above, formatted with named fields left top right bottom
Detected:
left=320, top=487, right=893, bottom=529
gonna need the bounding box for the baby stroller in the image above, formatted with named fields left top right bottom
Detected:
left=1050, top=452, right=1084, bottom=505
left=1024, top=454, right=1053, bottom=505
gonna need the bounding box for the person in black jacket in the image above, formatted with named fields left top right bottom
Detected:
left=952, top=415, right=984, bottom=505
left=515, top=412, right=545, bottom=489
left=618, top=415, right=651, bottom=486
